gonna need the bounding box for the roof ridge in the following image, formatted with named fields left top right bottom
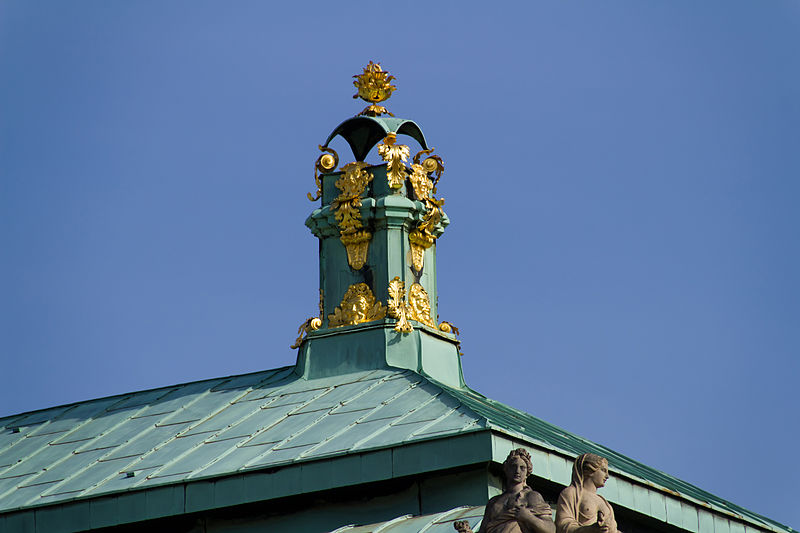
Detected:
left=1, top=366, right=296, bottom=425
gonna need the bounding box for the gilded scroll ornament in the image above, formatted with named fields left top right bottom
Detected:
left=333, top=162, right=374, bottom=269
left=438, top=321, right=459, bottom=335
left=290, top=317, right=322, bottom=349
left=308, top=145, right=339, bottom=202
left=407, top=149, right=446, bottom=272
left=387, top=277, right=435, bottom=332
left=378, top=133, right=410, bottom=190
left=290, top=289, right=325, bottom=349
left=328, top=283, right=386, bottom=327
left=353, top=61, right=396, bottom=117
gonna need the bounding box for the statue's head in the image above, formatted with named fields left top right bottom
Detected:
left=502, top=448, right=533, bottom=487
left=571, top=453, right=609, bottom=489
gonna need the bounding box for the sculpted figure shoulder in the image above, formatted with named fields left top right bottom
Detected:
left=556, top=453, right=621, bottom=533
left=455, top=449, right=555, bottom=533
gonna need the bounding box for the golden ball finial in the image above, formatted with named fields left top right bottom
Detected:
left=353, top=61, right=396, bottom=117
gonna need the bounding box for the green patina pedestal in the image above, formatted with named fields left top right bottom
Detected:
left=297, top=116, right=464, bottom=389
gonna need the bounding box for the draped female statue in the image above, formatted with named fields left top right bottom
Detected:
left=556, top=453, right=620, bottom=533
left=455, top=449, right=555, bottom=533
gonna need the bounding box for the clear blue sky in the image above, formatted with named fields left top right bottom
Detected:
left=1, top=1, right=798, bottom=528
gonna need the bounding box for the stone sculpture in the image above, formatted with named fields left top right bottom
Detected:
left=555, top=453, right=620, bottom=533
left=455, top=448, right=555, bottom=533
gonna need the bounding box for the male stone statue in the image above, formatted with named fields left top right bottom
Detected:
left=455, top=448, right=555, bottom=533
left=555, top=453, right=620, bottom=533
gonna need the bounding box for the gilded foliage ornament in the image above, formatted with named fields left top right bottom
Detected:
left=308, top=145, right=339, bottom=202
left=333, top=162, right=374, bottom=269
left=407, top=149, right=446, bottom=272
left=387, top=276, right=435, bottom=332
left=328, top=283, right=386, bottom=327
left=353, top=61, right=396, bottom=117
left=408, top=283, right=435, bottom=328
left=378, top=133, right=409, bottom=190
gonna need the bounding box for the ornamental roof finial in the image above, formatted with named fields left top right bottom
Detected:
left=352, top=61, right=396, bottom=117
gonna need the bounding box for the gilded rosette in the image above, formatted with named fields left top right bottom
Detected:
left=378, top=133, right=409, bottom=189
left=328, top=283, right=386, bottom=328
left=333, top=162, right=374, bottom=270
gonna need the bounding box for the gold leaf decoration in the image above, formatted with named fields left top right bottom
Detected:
left=352, top=61, right=396, bottom=117
left=407, top=283, right=435, bottom=328
left=339, top=230, right=371, bottom=270
left=408, top=163, right=433, bottom=201
left=407, top=149, right=446, bottom=272
left=309, top=145, right=339, bottom=202
left=333, top=162, right=374, bottom=269
left=408, top=229, right=434, bottom=272
left=290, top=289, right=325, bottom=349
left=378, top=133, right=409, bottom=189
left=387, top=276, right=413, bottom=333
left=290, top=317, right=322, bottom=349
left=328, top=283, right=387, bottom=328
left=438, top=321, right=459, bottom=335
left=386, top=278, right=435, bottom=332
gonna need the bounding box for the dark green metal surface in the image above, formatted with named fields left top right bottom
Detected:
left=323, top=116, right=428, bottom=161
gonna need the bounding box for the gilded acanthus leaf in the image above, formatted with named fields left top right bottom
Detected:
left=378, top=133, right=409, bottom=189
left=406, top=149, right=445, bottom=272
left=333, top=162, right=374, bottom=268
left=334, top=162, right=372, bottom=204
left=328, top=283, right=386, bottom=328
left=387, top=277, right=413, bottom=333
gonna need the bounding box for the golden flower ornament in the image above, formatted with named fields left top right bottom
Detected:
left=353, top=61, right=396, bottom=117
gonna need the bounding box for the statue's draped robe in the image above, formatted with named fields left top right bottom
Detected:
left=483, top=516, right=526, bottom=533
left=555, top=485, right=618, bottom=533
left=481, top=487, right=547, bottom=533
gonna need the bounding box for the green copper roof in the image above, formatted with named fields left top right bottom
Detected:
left=0, top=366, right=793, bottom=533
left=0, top=367, right=482, bottom=515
